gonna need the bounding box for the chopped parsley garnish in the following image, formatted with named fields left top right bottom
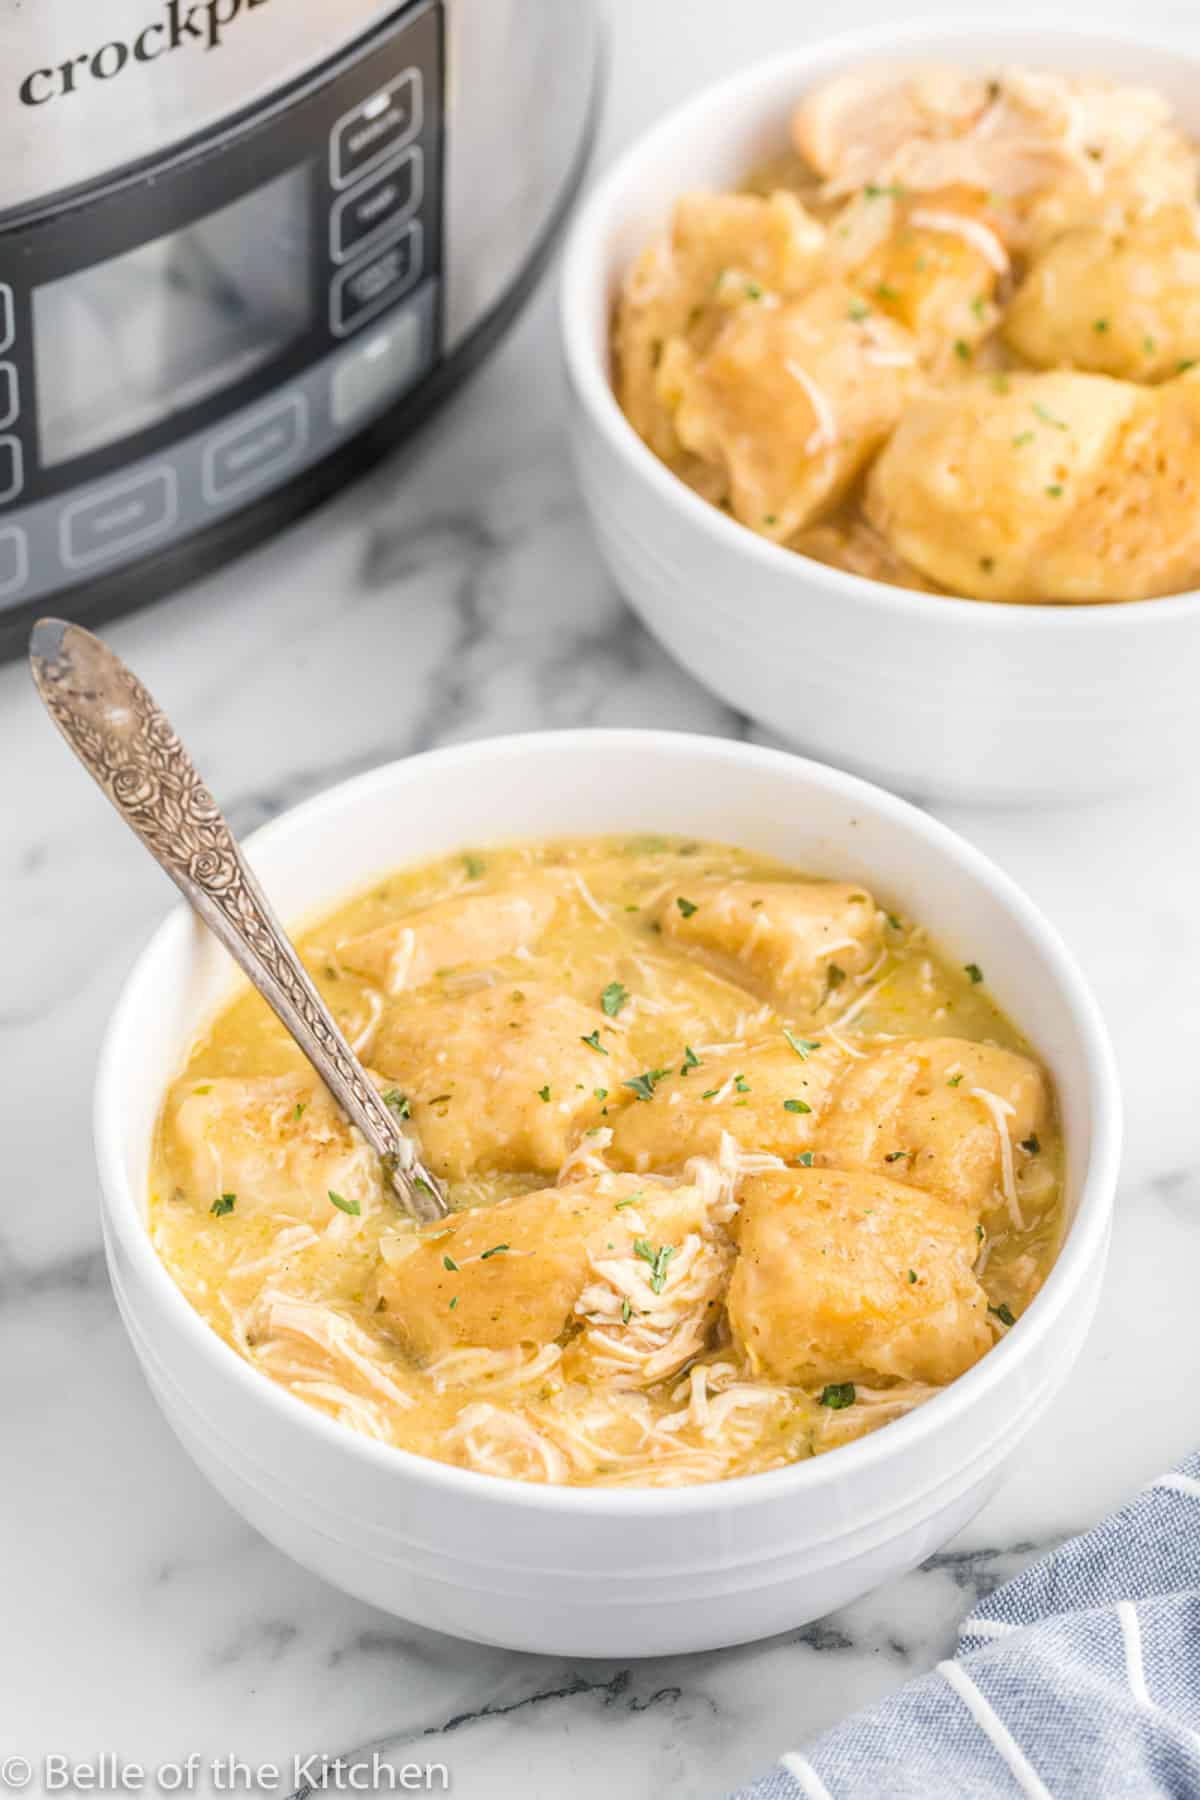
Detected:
left=210, top=1193, right=236, bottom=1217
left=734, top=1074, right=750, bottom=1094
left=875, top=281, right=901, bottom=301
left=989, top=1301, right=1016, bottom=1327
left=976, top=1223, right=985, bottom=1243
left=864, top=182, right=904, bottom=200
left=193, top=1084, right=211, bottom=1095
left=480, top=1243, right=509, bottom=1260
left=601, top=980, right=628, bottom=1018
left=676, top=896, right=699, bottom=918
left=625, top=1068, right=669, bottom=1103
left=784, top=1028, right=821, bottom=1059
left=621, top=1298, right=632, bottom=1325
left=1093, top=318, right=1109, bottom=334
left=633, top=1238, right=676, bottom=1293
left=797, top=1151, right=815, bottom=1167
left=884, top=1149, right=912, bottom=1164
left=463, top=853, right=485, bottom=878
left=413, top=1178, right=436, bottom=1199
left=680, top=1045, right=701, bottom=1075
left=970, top=296, right=987, bottom=320
left=948, top=1073, right=964, bottom=1087
left=581, top=1029, right=609, bottom=1055
left=819, top=1382, right=856, bottom=1409
left=1045, top=483, right=1063, bottom=497
left=847, top=300, right=871, bottom=322
left=328, top=1190, right=361, bottom=1217
left=701, top=1087, right=721, bottom=1100
left=1033, top=402, right=1068, bottom=430
left=1021, top=1133, right=1041, bottom=1155
left=1144, top=335, right=1157, bottom=355
left=784, top=1098, right=812, bottom=1114
left=442, top=1254, right=459, bottom=1272
left=383, top=1089, right=411, bottom=1120
left=449, top=1296, right=458, bottom=1311
left=595, top=1087, right=608, bottom=1101
left=954, top=338, right=971, bottom=361
left=745, top=281, right=763, bottom=299
left=764, top=513, right=778, bottom=525
left=537, top=1084, right=551, bottom=1103
left=964, top=962, right=984, bottom=984
left=1180, top=359, right=1197, bottom=373
left=614, top=1196, right=639, bottom=1210
left=1012, top=430, right=1034, bottom=447
left=886, top=913, right=902, bottom=931
left=908, top=1269, right=918, bottom=1283
left=293, top=1102, right=305, bottom=1121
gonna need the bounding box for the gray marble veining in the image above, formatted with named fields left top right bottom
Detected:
left=6, top=1, right=1200, bottom=1795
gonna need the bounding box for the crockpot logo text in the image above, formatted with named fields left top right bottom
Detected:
left=19, top=0, right=273, bottom=106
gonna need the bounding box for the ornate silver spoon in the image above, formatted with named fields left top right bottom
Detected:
left=30, top=617, right=447, bottom=1226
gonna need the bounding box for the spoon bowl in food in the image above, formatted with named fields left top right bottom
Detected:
left=95, top=731, right=1118, bottom=1655
left=561, top=21, right=1200, bottom=802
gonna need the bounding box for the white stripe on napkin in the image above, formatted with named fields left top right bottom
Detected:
left=1118, top=1601, right=1150, bottom=1708
left=1152, top=1473, right=1200, bottom=1500
left=780, top=1751, right=835, bottom=1800
left=939, top=1660, right=1054, bottom=1800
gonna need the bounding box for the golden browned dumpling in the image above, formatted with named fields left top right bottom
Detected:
left=728, top=1167, right=993, bottom=1387
left=845, top=185, right=1007, bottom=368
left=614, top=189, right=826, bottom=462
left=867, top=366, right=1200, bottom=600
left=656, top=877, right=884, bottom=1016
left=608, top=1035, right=844, bottom=1171
left=371, top=983, right=636, bottom=1179
left=1005, top=209, right=1200, bottom=383
left=173, top=1074, right=381, bottom=1223
left=816, top=1037, right=1050, bottom=1226
left=663, top=281, right=919, bottom=539
left=864, top=369, right=1137, bottom=599
left=376, top=1175, right=709, bottom=1359
left=336, top=881, right=561, bottom=994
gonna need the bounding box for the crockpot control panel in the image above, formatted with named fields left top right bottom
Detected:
left=0, top=0, right=442, bottom=613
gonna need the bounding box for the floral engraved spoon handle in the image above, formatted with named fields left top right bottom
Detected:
left=29, top=618, right=447, bottom=1226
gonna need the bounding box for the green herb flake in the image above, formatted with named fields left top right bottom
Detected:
left=442, top=1254, right=459, bottom=1272
left=745, top=281, right=763, bottom=300
left=581, top=1029, right=609, bottom=1055
left=1045, top=483, right=1063, bottom=497
left=680, top=1045, right=701, bottom=1075
left=954, top=338, right=971, bottom=362
left=210, top=1193, right=236, bottom=1217
left=784, top=1098, right=812, bottom=1114
left=633, top=1238, right=677, bottom=1294
left=625, top=1068, right=669, bottom=1103
left=847, top=300, right=871, bottom=322
left=537, top=1084, right=551, bottom=1103
left=701, top=1087, right=721, bottom=1101
left=948, top=1073, right=964, bottom=1087
left=1180, top=359, right=1197, bottom=373
left=964, top=962, right=984, bottom=984
left=886, top=913, right=902, bottom=931
left=293, top=1102, right=306, bottom=1121
left=976, top=1223, right=985, bottom=1243
left=1144, top=335, right=1158, bottom=355
left=463, top=853, right=486, bottom=878
left=970, top=296, right=988, bottom=320
left=819, top=1382, right=856, bottom=1410
left=601, top=980, right=628, bottom=1018
left=328, top=1190, right=361, bottom=1217
left=908, top=1269, right=918, bottom=1284
left=621, top=1298, right=632, bottom=1325
left=448, top=1296, right=458, bottom=1311
left=1012, top=430, right=1035, bottom=447
left=193, top=1084, right=211, bottom=1095
left=1033, top=402, right=1068, bottom=430
left=875, top=281, right=901, bottom=302
left=733, top=1074, right=751, bottom=1094
left=797, top=1151, right=815, bottom=1167
left=884, top=1149, right=912, bottom=1164
left=863, top=182, right=904, bottom=200
left=383, top=1089, right=411, bottom=1121
left=594, top=1087, right=609, bottom=1101
left=676, top=896, right=699, bottom=918
left=989, top=1301, right=1017, bottom=1327
left=1021, top=1133, right=1041, bottom=1155
left=480, top=1243, right=510, bottom=1260
left=784, top=1028, right=822, bottom=1059
left=763, top=512, right=778, bottom=525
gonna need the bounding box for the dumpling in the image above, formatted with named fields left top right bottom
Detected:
left=608, top=1035, right=844, bottom=1171
left=375, top=1174, right=709, bottom=1358
left=727, top=1167, right=992, bottom=1386
left=370, top=982, right=636, bottom=1179
left=663, top=281, right=919, bottom=540
left=867, top=366, right=1200, bottom=601
left=614, top=189, right=826, bottom=461
left=336, top=881, right=560, bottom=994
left=173, top=1074, right=380, bottom=1223
left=655, top=877, right=884, bottom=1017
left=1004, top=208, right=1200, bottom=384
left=815, top=1037, right=1051, bottom=1227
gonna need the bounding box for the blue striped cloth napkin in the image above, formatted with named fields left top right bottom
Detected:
left=736, top=1452, right=1200, bottom=1799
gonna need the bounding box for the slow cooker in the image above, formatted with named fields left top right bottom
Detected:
left=0, top=0, right=603, bottom=653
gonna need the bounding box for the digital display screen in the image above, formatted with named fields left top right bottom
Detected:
left=34, top=167, right=313, bottom=468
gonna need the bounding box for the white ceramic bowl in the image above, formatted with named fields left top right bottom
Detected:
left=561, top=21, right=1200, bottom=805
left=96, top=731, right=1119, bottom=1656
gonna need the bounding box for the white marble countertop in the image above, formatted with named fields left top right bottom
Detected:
left=6, top=2, right=1200, bottom=1794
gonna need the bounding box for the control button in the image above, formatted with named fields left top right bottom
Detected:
left=331, top=69, right=422, bottom=189
left=0, top=437, right=22, bottom=504
left=0, top=286, right=12, bottom=355
left=203, top=393, right=307, bottom=504
left=60, top=467, right=176, bottom=570
left=330, top=148, right=422, bottom=264
left=0, top=525, right=27, bottom=598
left=0, top=365, right=18, bottom=431
left=331, top=309, right=422, bottom=428
left=330, top=222, right=423, bottom=337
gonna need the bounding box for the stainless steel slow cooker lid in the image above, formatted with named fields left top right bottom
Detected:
left=1, top=0, right=398, bottom=214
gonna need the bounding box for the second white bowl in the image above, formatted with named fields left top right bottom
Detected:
left=561, top=20, right=1200, bottom=803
